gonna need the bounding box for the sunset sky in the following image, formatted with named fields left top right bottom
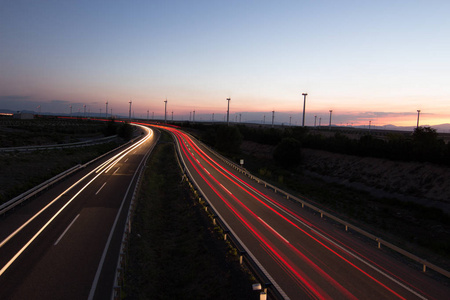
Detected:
left=1, top=1, right=449, bottom=127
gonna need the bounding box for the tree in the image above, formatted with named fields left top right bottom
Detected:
left=412, top=126, right=442, bottom=162
left=215, top=125, right=243, bottom=153
left=273, top=138, right=302, bottom=169
left=118, top=122, right=134, bottom=141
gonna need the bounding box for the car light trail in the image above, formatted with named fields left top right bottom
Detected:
left=163, top=126, right=422, bottom=299
left=0, top=126, right=153, bottom=278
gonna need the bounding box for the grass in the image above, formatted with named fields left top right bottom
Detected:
left=123, top=133, right=255, bottom=300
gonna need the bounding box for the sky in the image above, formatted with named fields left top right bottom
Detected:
left=1, top=0, right=449, bottom=127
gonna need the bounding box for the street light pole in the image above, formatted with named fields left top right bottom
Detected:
left=105, top=101, right=108, bottom=118
left=314, top=115, right=317, bottom=128
left=416, top=110, right=421, bottom=128
left=272, top=110, right=275, bottom=128
left=226, top=98, right=231, bottom=126
left=302, top=93, right=308, bottom=127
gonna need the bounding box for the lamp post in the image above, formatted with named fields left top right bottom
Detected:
left=302, top=93, right=308, bottom=127
left=105, top=101, right=108, bottom=118
left=226, top=98, right=231, bottom=126
left=416, top=110, right=421, bottom=128
left=314, top=115, right=317, bottom=128
left=329, top=110, right=333, bottom=130
left=272, top=110, right=275, bottom=128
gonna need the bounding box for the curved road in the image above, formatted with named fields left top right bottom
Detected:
left=162, top=125, right=450, bottom=300
left=0, top=125, right=159, bottom=300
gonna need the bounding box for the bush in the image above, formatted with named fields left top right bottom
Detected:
left=273, top=137, right=302, bottom=169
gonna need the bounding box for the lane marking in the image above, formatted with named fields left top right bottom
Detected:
left=220, top=184, right=232, bottom=195
left=113, top=167, right=120, bottom=175
left=54, top=214, right=80, bottom=245
left=0, top=125, right=154, bottom=278
left=204, top=168, right=210, bottom=175
left=124, top=158, right=129, bottom=163
left=95, top=182, right=107, bottom=195
left=258, top=217, right=290, bottom=244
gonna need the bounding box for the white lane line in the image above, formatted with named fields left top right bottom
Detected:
left=204, top=168, right=210, bottom=175
left=95, top=182, right=107, bottom=195
left=220, top=184, right=232, bottom=195
left=124, top=158, right=129, bottom=163
left=113, top=167, right=120, bottom=175
left=196, top=158, right=200, bottom=164
left=54, top=214, right=80, bottom=246
left=258, top=217, right=290, bottom=244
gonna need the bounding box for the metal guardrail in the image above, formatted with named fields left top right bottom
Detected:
left=0, top=134, right=140, bottom=216
left=0, top=165, right=82, bottom=215
left=169, top=130, right=287, bottom=300
left=197, top=139, right=450, bottom=280
left=0, top=135, right=118, bottom=152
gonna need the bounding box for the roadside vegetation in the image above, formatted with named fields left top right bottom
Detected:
left=184, top=123, right=450, bottom=269
left=123, top=133, right=255, bottom=299
left=0, top=117, right=132, bottom=205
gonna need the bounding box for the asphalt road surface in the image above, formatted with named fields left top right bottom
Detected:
left=161, top=125, right=450, bottom=300
left=0, top=125, right=159, bottom=300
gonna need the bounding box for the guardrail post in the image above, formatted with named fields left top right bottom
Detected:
left=239, top=251, right=244, bottom=265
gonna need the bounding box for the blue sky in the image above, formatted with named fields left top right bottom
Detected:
left=1, top=0, right=449, bottom=127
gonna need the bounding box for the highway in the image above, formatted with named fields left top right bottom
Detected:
left=162, top=125, right=450, bottom=300
left=0, top=124, right=159, bottom=300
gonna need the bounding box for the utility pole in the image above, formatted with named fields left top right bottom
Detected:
left=105, top=101, right=108, bottom=118
left=302, top=93, right=308, bottom=127
left=329, top=110, right=333, bottom=130
left=289, top=115, right=292, bottom=126
left=226, top=98, right=231, bottom=126
left=193, top=110, right=196, bottom=123
left=272, top=111, right=275, bottom=128
left=147, top=110, right=149, bottom=120
left=84, top=105, right=86, bottom=118
left=314, top=115, right=317, bottom=128
left=70, top=105, right=72, bottom=117
left=172, top=111, right=174, bottom=121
